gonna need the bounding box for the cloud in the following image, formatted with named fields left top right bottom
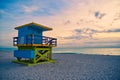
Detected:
left=64, top=35, right=81, bottom=40
left=107, top=29, right=120, bottom=32
left=74, top=29, right=82, bottom=33
left=0, top=9, right=15, bottom=18
left=22, top=5, right=39, bottom=13
left=0, top=9, right=5, bottom=14
left=64, top=20, right=71, bottom=25
left=0, top=31, right=17, bottom=47
left=74, top=28, right=102, bottom=39
left=63, top=28, right=98, bottom=40
left=63, top=28, right=120, bottom=40
left=94, top=11, right=106, bottom=19
left=113, top=12, right=120, bottom=21
left=86, top=41, right=120, bottom=44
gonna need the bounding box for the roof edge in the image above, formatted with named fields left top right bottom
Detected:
left=15, top=22, right=53, bottom=31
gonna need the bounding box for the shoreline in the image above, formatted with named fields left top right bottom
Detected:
left=54, top=52, right=120, bottom=56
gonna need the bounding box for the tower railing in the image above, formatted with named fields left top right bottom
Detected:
left=42, top=36, right=57, bottom=46
left=13, top=34, right=57, bottom=46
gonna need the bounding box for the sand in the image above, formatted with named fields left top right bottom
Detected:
left=0, top=51, right=120, bottom=80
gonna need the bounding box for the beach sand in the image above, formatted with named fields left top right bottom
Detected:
left=0, top=51, right=120, bottom=80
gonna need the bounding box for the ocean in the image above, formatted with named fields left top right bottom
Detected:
left=0, top=47, right=120, bottom=56
left=53, top=47, right=120, bottom=56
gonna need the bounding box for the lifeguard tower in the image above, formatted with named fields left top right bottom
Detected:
left=13, top=22, right=57, bottom=66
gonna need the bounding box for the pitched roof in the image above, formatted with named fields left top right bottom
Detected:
left=15, top=22, right=52, bottom=31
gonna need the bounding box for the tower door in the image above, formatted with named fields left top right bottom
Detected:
left=20, top=36, right=24, bottom=44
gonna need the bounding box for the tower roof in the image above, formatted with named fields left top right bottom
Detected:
left=15, top=22, right=52, bottom=31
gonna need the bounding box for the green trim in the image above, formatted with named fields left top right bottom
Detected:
left=18, top=46, right=35, bottom=50
left=34, top=47, right=51, bottom=63
left=12, top=60, right=56, bottom=66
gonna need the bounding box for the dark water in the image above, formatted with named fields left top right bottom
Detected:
left=0, top=47, right=120, bottom=56
left=53, top=47, right=120, bottom=55
left=0, top=48, right=16, bottom=51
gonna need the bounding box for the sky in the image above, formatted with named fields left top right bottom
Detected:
left=0, top=0, right=120, bottom=48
